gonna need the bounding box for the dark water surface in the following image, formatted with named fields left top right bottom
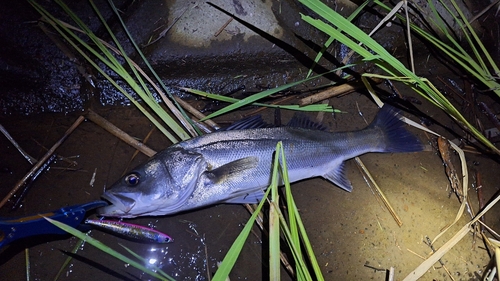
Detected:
left=1, top=96, right=499, bottom=280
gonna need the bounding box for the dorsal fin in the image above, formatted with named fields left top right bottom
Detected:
left=221, top=115, right=270, bottom=131
left=286, top=113, right=327, bottom=131
left=222, top=113, right=327, bottom=131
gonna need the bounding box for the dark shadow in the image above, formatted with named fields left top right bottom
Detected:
left=62, top=251, right=140, bottom=281
left=206, top=2, right=347, bottom=82
left=294, top=34, right=362, bottom=79
left=0, top=234, right=75, bottom=266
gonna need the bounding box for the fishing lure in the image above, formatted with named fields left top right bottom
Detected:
left=85, top=219, right=173, bottom=243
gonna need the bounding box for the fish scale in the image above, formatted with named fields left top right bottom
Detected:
left=98, top=105, right=423, bottom=218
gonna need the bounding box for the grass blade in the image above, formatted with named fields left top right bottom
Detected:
left=212, top=181, right=273, bottom=280
left=181, top=87, right=339, bottom=113
left=306, top=0, right=371, bottom=78
left=200, top=67, right=350, bottom=121
left=374, top=0, right=500, bottom=98
left=215, top=141, right=324, bottom=280
left=278, top=144, right=323, bottom=280
left=44, top=217, right=174, bottom=281
left=299, top=0, right=500, bottom=155
left=269, top=143, right=282, bottom=280
left=212, top=145, right=283, bottom=281
left=105, top=0, right=200, bottom=138
left=29, top=0, right=191, bottom=143
left=53, top=238, right=85, bottom=281
left=88, top=0, right=190, bottom=141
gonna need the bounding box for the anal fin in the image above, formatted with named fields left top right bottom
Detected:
left=322, top=162, right=353, bottom=192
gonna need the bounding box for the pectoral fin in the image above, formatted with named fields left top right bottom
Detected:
left=323, top=162, right=353, bottom=192
left=203, top=157, right=263, bottom=204
left=206, top=156, right=259, bottom=184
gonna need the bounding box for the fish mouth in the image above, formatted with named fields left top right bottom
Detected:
left=97, top=193, right=137, bottom=217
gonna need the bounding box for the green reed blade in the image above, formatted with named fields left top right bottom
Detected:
left=44, top=217, right=174, bottom=281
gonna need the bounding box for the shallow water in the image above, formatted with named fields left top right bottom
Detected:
left=1, top=91, right=499, bottom=280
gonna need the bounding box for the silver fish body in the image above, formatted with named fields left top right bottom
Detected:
left=98, top=106, right=422, bottom=218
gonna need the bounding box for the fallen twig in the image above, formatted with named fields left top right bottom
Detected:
left=31, top=138, right=78, bottom=166
left=363, top=263, right=386, bottom=272
left=406, top=248, right=426, bottom=260
left=214, top=17, right=233, bottom=37
left=355, top=157, right=403, bottom=226
left=11, top=154, right=57, bottom=210
left=298, top=78, right=382, bottom=106
left=141, top=5, right=190, bottom=48
left=424, top=236, right=455, bottom=281
left=0, top=124, right=37, bottom=165
left=403, top=193, right=500, bottom=280
left=38, top=21, right=96, bottom=87
left=479, top=220, right=500, bottom=240
left=475, top=170, right=485, bottom=233
left=85, top=109, right=156, bottom=158
left=480, top=246, right=500, bottom=281
left=0, top=115, right=85, bottom=209
left=437, top=136, right=476, bottom=223
left=470, top=0, right=500, bottom=23
left=437, top=136, right=463, bottom=200
left=243, top=201, right=296, bottom=277
left=122, top=128, right=156, bottom=176
left=174, top=97, right=220, bottom=131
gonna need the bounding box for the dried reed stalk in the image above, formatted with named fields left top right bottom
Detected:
left=0, top=116, right=84, bottom=209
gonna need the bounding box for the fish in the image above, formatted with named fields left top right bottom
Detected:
left=97, top=105, right=423, bottom=218
left=85, top=219, right=173, bottom=243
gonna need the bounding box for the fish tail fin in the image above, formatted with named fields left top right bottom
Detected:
left=368, top=105, right=423, bottom=153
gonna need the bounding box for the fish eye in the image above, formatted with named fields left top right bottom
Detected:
left=124, top=173, right=140, bottom=186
